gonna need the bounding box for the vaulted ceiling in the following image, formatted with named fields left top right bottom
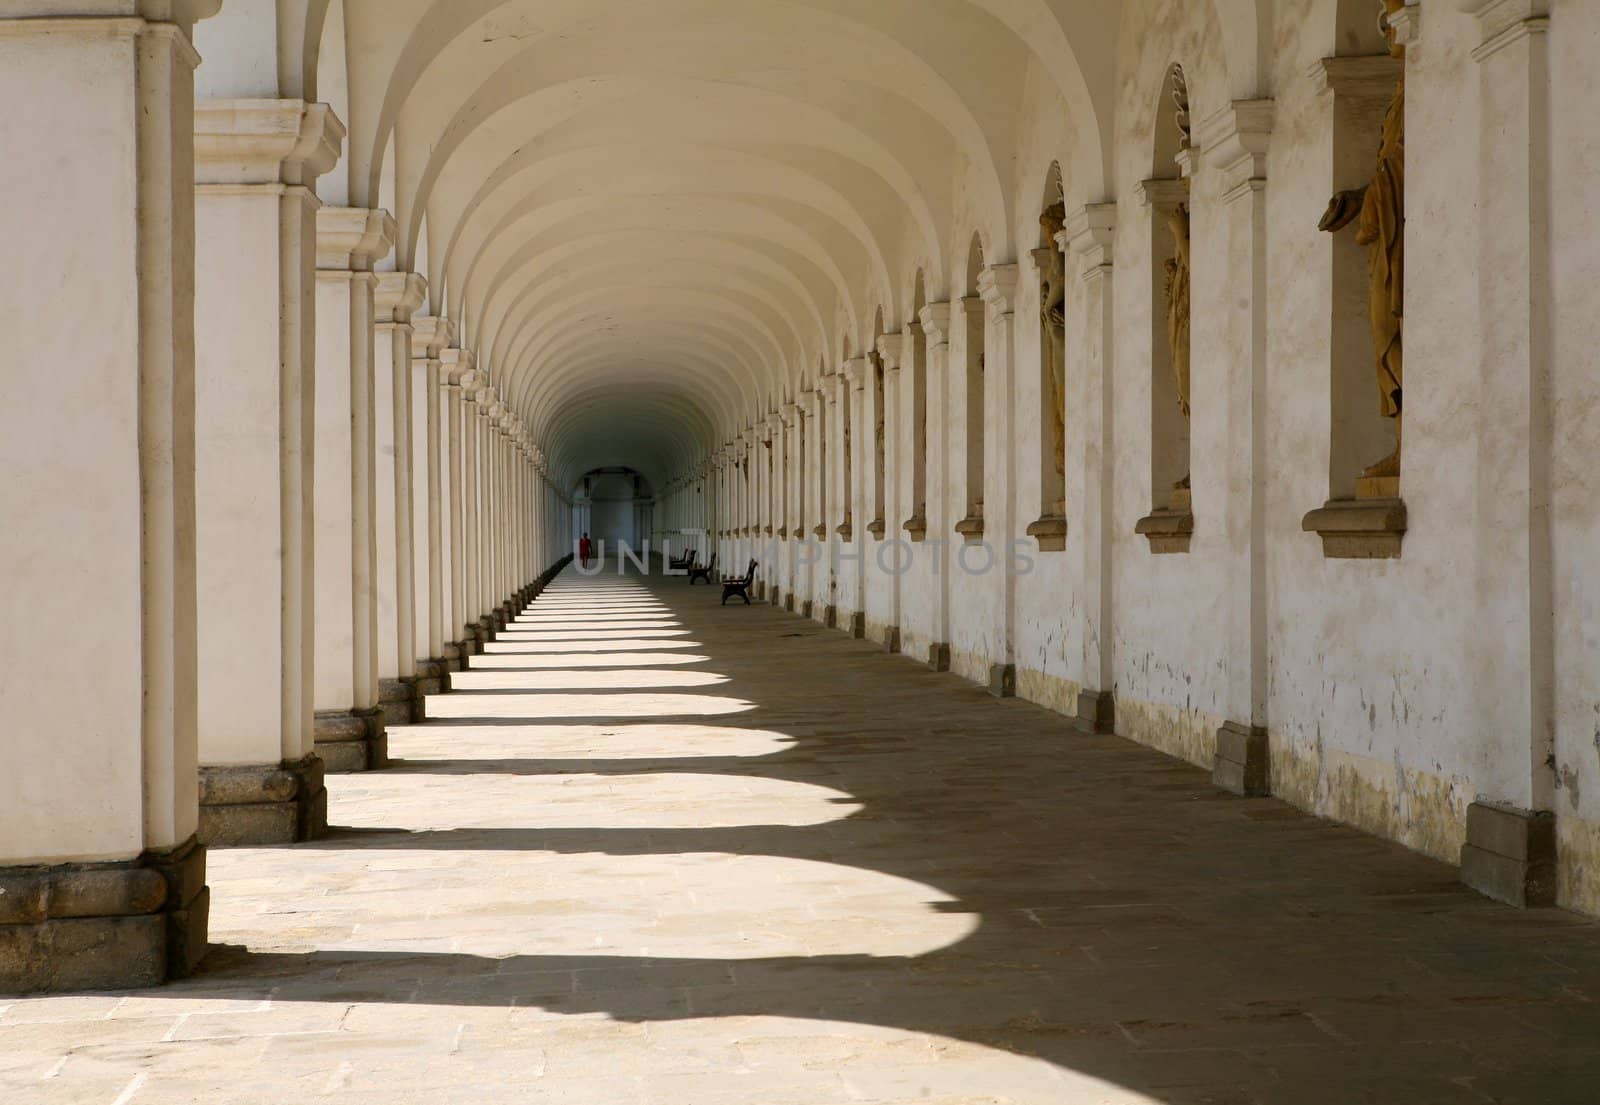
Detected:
left=197, top=0, right=1278, bottom=492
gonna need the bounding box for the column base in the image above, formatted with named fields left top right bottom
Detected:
left=414, top=660, right=447, bottom=706
left=1074, top=690, right=1115, bottom=734
left=314, top=708, right=388, bottom=773
left=884, top=626, right=901, bottom=654
left=848, top=612, right=865, bottom=639
left=785, top=593, right=796, bottom=612
left=1460, top=801, right=1556, bottom=909
left=0, top=836, right=209, bottom=994
left=928, top=642, right=951, bottom=672
left=461, top=624, right=483, bottom=656
left=988, top=663, right=1016, bottom=698
left=800, top=599, right=813, bottom=619
left=378, top=677, right=414, bottom=728
left=441, top=642, right=464, bottom=673
left=198, top=755, right=327, bottom=846
left=822, top=604, right=838, bottom=629
left=477, top=614, right=498, bottom=643
left=1213, top=721, right=1270, bottom=796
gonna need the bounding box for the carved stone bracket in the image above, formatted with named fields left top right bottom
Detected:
left=1026, top=514, right=1067, bottom=553
left=1301, top=497, right=1407, bottom=559
left=1197, top=100, right=1275, bottom=203
left=1135, top=500, right=1195, bottom=555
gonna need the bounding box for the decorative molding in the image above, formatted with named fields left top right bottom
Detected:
left=1315, top=54, right=1404, bottom=100
left=918, top=301, right=953, bottom=346
left=875, top=331, right=905, bottom=371
left=1464, top=0, right=1549, bottom=61
left=194, top=99, right=343, bottom=187
left=977, top=263, right=1020, bottom=316
left=315, top=206, right=394, bottom=271
left=375, top=271, right=427, bottom=324
left=1198, top=100, right=1274, bottom=203
left=842, top=356, right=872, bottom=388
left=1060, top=202, right=1116, bottom=282
left=410, top=316, right=455, bottom=360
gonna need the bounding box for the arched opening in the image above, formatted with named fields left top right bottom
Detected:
left=1032, top=163, right=1069, bottom=546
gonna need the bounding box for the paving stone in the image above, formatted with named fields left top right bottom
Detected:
left=4, top=568, right=1600, bottom=1101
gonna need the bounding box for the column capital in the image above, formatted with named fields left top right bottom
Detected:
left=375, top=272, right=426, bottom=325
left=781, top=402, right=802, bottom=425
left=918, top=301, right=953, bottom=346
left=194, top=99, right=343, bottom=187
left=1198, top=100, right=1275, bottom=202
left=875, top=332, right=905, bottom=371
left=1135, top=178, right=1189, bottom=211
left=1314, top=54, right=1404, bottom=101
left=841, top=356, right=872, bottom=389
left=411, top=316, right=455, bottom=360
left=440, top=347, right=476, bottom=386
left=1061, top=203, right=1117, bottom=278
left=1454, top=0, right=1548, bottom=58
left=977, top=263, right=1020, bottom=316
left=822, top=373, right=847, bottom=399
left=316, top=206, right=393, bottom=271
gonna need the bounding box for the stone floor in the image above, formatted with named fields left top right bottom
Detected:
left=7, top=565, right=1600, bottom=1104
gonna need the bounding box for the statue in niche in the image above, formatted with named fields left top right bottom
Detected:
left=1040, top=202, right=1068, bottom=510
left=1319, top=0, right=1406, bottom=483
left=1164, top=199, right=1192, bottom=491
left=1165, top=64, right=1194, bottom=495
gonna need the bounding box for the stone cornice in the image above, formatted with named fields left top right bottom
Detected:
left=315, top=206, right=393, bottom=271
left=194, top=99, right=342, bottom=187
left=1457, top=0, right=1548, bottom=59
left=374, top=271, right=426, bottom=324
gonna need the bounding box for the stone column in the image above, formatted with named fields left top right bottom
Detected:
left=0, top=1, right=217, bottom=992
left=1061, top=206, right=1118, bottom=733
left=192, top=98, right=340, bottom=843
left=877, top=333, right=907, bottom=652
left=1448, top=0, right=1558, bottom=908
left=920, top=302, right=955, bottom=671
left=841, top=358, right=870, bottom=637
left=374, top=272, right=426, bottom=727
left=1197, top=100, right=1275, bottom=796
left=976, top=265, right=1020, bottom=697
left=312, top=207, right=393, bottom=773
left=410, top=316, right=454, bottom=699
left=441, top=349, right=474, bottom=663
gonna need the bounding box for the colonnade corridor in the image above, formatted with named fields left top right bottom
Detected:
left=0, top=564, right=1595, bottom=1104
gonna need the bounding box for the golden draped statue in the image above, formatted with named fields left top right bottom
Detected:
left=1320, top=0, right=1406, bottom=480
left=1039, top=203, right=1068, bottom=491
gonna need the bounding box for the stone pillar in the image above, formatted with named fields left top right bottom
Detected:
left=312, top=207, right=393, bottom=773
left=1197, top=101, right=1275, bottom=796
left=1062, top=206, right=1118, bottom=733
left=919, top=302, right=955, bottom=671
left=978, top=265, right=1020, bottom=697
left=191, top=98, right=340, bottom=843
left=374, top=272, right=426, bottom=727
left=877, top=333, right=907, bottom=652
left=0, top=1, right=217, bottom=992
left=1451, top=0, right=1557, bottom=908
left=410, top=316, right=454, bottom=699
left=841, top=358, right=870, bottom=637
left=442, top=349, right=474, bottom=662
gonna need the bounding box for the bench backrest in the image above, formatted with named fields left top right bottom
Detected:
left=741, top=558, right=757, bottom=585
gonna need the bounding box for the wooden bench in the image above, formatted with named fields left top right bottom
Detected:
left=722, top=559, right=758, bottom=605
left=669, top=546, right=696, bottom=571
left=688, top=552, right=717, bottom=585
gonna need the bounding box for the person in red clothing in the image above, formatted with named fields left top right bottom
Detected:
left=579, top=532, right=593, bottom=569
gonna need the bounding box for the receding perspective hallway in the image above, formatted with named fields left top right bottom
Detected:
left=6, top=564, right=1599, bottom=1105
